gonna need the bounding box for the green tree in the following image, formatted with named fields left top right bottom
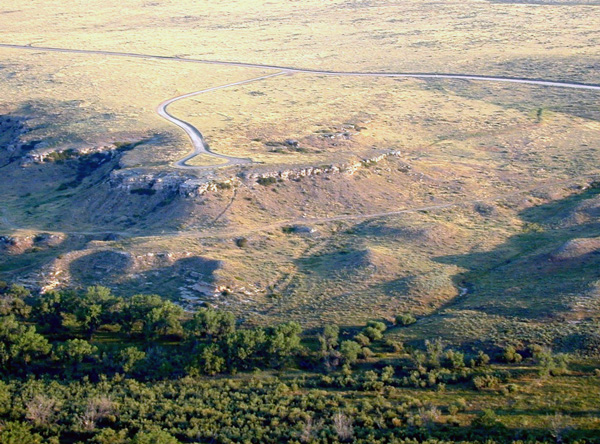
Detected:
left=537, top=348, right=569, bottom=376
left=0, top=315, right=51, bottom=372
left=186, top=308, right=235, bottom=341
left=75, top=286, right=120, bottom=338
left=354, top=333, right=370, bottom=346
left=201, top=344, right=225, bottom=375
left=474, top=350, right=490, bottom=367
left=92, top=428, right=129, bottom=444
left=395, top=313, right=416, bottom=326
left=119, top=294, right=164, bottom=335
left=381, top=365, right=395, bottom=383
left=132, top=428, right=180, bottom=444
left=0, top=422, right=43, bottom=444
left=319, top=324, right=339, bottom=354
left=266, top=322, right=303, bottom=366
left=0, top=380, right=11, bottom=415
left=55, top=339, right=97, bottom=368
left=362, top=321, right=386, bottom=341
left=319, top=324, right=341, bottom=370
left=118, top=346, right=146, bottom=373
left=473, top=408, right=502, bottom=429
left=502, top=345, right=523, bottom=363
left=444, top=349, right=465, bottom=369
left=339, top=340, right=362, bottom=365
left=0, top=284, right=31, bottom=318
left=33, top=290, right=78, bottom=332
left=143, top=301, right=183, bottom=340
left=223, top=328, right=266, bottom=370
left=120, top=295, right=183, bottom=339
left=425, top=338, right=444, bottom=369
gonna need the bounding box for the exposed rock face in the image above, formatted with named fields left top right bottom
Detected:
left=108, top=150, right=403, bottom=197
left=179, top=178, right=238, bottom=196
left=25, top=144, right=112, bottom=164
left=0, top=235, right=34, bottom=255
left=33, top=233, right=64, bottom=248
left=108, top=169, right=239, bottom=197
left=247, top=150, right=402, bottom=183
left=0, top=233, right=65, bottom=255
left=109, top=170, right=185, bottom=192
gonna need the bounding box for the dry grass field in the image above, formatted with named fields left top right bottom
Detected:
left=0, top=48, right=269, bottom=166
left=2, top=0, right=599, bottom=79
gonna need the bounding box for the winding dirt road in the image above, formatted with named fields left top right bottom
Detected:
left=2, top=43, right=600, bottom=168
left=157, top=72, right=286, bottom=168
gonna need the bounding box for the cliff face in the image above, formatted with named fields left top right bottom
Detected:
left=107, top=150, right=404, bottom=197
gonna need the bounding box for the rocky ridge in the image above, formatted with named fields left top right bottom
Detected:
left=109, top=150, right=403, bottom=197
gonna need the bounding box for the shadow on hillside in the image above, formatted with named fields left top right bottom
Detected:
left=69, top=252, right=223, bottom=297
left=434, top=185, right=600, bottom=321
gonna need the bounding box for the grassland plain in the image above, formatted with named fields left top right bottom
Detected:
left=1, top=0, right=600, bottom=355
left=1, top=0, right=600, bottom=79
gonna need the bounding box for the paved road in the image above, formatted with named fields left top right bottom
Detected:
left=2, top=43, right=600, bottom=90
left=157, top=72, right=286, bottom=168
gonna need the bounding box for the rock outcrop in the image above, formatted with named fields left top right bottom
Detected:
left=108, top=150, right=403, bottom=197
left=246, top=150, right=402, bottom=183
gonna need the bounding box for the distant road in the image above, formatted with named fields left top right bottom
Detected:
left=2, top=43, right=600, bottom=90
left=2, top=43, right=600, bottom=168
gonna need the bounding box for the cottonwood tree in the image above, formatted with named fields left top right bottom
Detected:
left=186, top=308, right=235, bottom=341
left=0, top=315, right=51, bottom=373
left=266, top=322, right=303, bottom=367
left=75, top=286, right=119, bottom=339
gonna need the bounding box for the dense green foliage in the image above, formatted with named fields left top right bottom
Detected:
left=0, top=282, right=599, bottom=443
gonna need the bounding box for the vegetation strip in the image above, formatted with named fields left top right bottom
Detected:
left=1, top=282, right=599, bottom=443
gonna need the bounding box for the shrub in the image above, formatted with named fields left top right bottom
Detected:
left=501, top=345, right=523, bottom=363
left=473, top=374, right=500, bottom=390
left=257, top=177, right=277, bottom=186
left=360, top=347, right=374, bottom=360
left=395, top=313, right=416, bottom=326
left=354, top=333, right=370, bottom=346
left=474, top=351, right=490, bottom=367
left=339, top=341, right=361, bottom=365
left=384, top=339, right=404, bottom=353
left=444, top=349, right=465, bottom=369
left=473, top=409, right=501, bottom=429
left=361, top=321, right=386, bottom=341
